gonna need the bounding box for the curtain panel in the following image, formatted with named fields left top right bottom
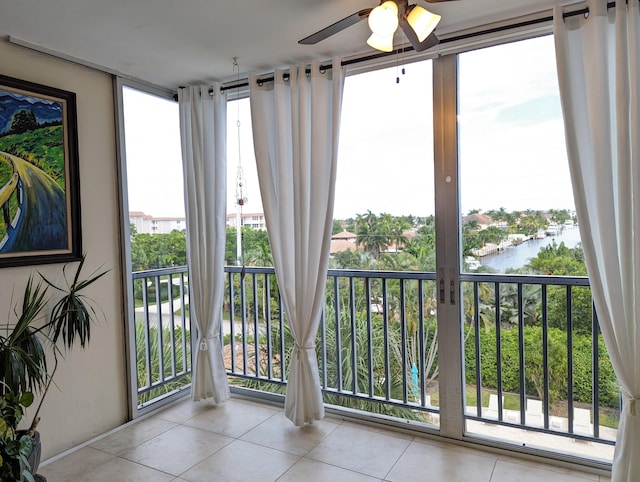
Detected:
left=249, top=58, right=345, bottom=425
left=178, top=84, right=230, bottom=404
left=554, top=1, right=640, bottom=479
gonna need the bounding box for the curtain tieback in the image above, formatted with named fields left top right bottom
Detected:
left=294, top=344, right=315, bottom=360
left=623, top=391, right=639, bottom=416
left=200, top=335, right=217, bottom=351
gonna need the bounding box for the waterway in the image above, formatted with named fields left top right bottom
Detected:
left=479, top=227, right=582, bottom=272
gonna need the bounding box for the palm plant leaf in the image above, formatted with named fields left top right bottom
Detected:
left=40, top=254, right=109, bottom=350
left=0, top=277, right=49, bottom=394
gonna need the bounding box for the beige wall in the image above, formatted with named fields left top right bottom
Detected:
left=0, top=40, right=128, bottom=459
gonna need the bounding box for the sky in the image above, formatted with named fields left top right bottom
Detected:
left=123, top=34, right=575, bottom=221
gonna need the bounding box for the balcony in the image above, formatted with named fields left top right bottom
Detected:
left=38, top=396, right=611, bottom=481
left=127, top=265, right=618, bottom=470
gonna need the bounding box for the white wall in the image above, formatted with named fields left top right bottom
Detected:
left=0, top=40, right=127, bottom=459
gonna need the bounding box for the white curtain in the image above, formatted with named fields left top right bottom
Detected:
left=249, top=58, right=345, bottom=425
left=178, top=85, right=230, bottom=403
left=554, top=1, right=640, bottom=479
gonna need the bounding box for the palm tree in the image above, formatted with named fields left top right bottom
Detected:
left=355, top=211, right=388, bottom=259
left=245, top=238, right=272, bottom=267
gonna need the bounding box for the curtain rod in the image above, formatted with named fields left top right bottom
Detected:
left=175, top=1, right=615, bottom=100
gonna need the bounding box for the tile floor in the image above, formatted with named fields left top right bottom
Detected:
left=39, top=397, right=611, bottom=481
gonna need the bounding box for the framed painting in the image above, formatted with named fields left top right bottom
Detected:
left=0, top=74, right=81, bottom=268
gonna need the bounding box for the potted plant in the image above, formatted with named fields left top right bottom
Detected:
left=0, top=385, right=36, bottom=481
left=0, top=254, right=108, bottom=479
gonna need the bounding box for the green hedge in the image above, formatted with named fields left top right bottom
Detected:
left=464, top=325, right=619, bottom=408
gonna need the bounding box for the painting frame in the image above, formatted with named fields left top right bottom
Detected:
left=0, top=74, right=81, bottom=268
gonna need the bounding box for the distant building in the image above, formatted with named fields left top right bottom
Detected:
left=330, top=230, right=359, bottom=255
left=130, top=211, right=185, bottom=234
left=332, top=230, right=357, bottom=242
left=384, top=229, right=416, bottom=254
left=462, top=213, right=493, bottom=229
left=226, top=212, right=267, bottom=230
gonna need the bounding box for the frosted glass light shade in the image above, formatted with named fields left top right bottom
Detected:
left=368, top=1, right=399, bottom=36
left=367, top=32, right=394, bottom=52
left=407, top=5, right=441, bottom=42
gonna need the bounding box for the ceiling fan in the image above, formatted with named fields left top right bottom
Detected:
left=299, top=0, right=455, bottom=53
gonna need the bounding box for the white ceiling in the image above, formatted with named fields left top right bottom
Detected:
left=1, top=0, right=570, bottom=91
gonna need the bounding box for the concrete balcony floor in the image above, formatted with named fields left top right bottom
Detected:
left=39, top=397, right=611, bottom=481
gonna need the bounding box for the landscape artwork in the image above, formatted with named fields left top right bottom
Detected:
left=0, top=74, right=81, bottom=267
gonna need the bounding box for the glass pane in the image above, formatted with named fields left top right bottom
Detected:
left=334, top=61, right=436, bottom=272
left=124, top=87, right=186, bottom=269
left=122, top=86, right=191, bottom=407
left=458, top=36, right=616, bottom=462
left=326, top=60, right=439, bottom=427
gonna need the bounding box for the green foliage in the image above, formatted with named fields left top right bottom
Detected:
left=133, top=277, right=184, bottom=307
left=42, top=255, right=109, bottom=349
left=526, top=241, right=592, bottom=333
left=0, top=127, right=65, bottom=189
left=523, top=326, right=568, bottom=403
left=464, top=325, right=618, bottom=408
left=0, top=387, right=35, bottom=482
left=0, top=157, right=12, bottom=187
left=548, top=209, right=572, bottom=224
left=9, top=110, right=38, bottom=135
left=136, top=322, right=191, bottom=405
left=130, top=230, right=187, bottom=270
left=0, top=255, right=108, bottom=440
left=225, top=226, right=271, bottom=266
left=528, top=241, right=587, bottom=276
left=516, top=211, right=549, bottom=236
left=354, top=211, right=410, bottom=260
left=0, top=278, right=49, bottom=395
left=330, top=250, right=374, bottom=270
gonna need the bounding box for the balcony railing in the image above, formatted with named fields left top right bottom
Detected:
left=461, top=273, right=618, bottom=446
left=132, top=265, right=618, bottom=450
left=132, top=266, right=191, bottom=407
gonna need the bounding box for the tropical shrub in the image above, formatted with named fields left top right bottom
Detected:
left=464, top=325, right=618, bottom=408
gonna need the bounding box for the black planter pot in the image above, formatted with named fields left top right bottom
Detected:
left=16, top=430, right=42, bottom=479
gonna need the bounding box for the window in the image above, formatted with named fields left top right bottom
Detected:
left=457, top=35, right=616, bottom=461
left=458, top=35, right=578, bottom=274
left=335, top=60, right=436, bottom=272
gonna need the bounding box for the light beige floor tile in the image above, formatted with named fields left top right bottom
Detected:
left=491, top=460, right=599, bottom=482
left=241, top=411, right=340, bottom=455
left=180, top=439, right=299, bottom=482
left=38, top=447, right=114, bottom=481
left=154, top=398, right=217, bottom=423
left=306, top=423, right=411, bottom=478
left=183, top=398, right=279, bottom=438
left=278, top=458, right=382, bottom=482
left=90, top=416, right=177, bottom=455
left=75, top=457, right=174, bottom=481
left=386, top=440, right=496, bottom=482
left=119, top=424, right=233, bottom=476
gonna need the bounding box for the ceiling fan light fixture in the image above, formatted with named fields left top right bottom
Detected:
left=406, top=5, right=441, bottom=42
left=366, top=32, right=395, bottom=52
left=368, top=1, right=399, bottom=36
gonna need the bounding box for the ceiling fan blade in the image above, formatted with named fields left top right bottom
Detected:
left=424, top=0, right=457, bottom=2
left=298, top=8, right=372, bottom=45
left=399, top=17, right=440, bottom=52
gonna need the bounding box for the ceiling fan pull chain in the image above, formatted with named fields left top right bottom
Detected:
left=401, top=38, right=406, bottom=76
left=396, top=33, right=401, bottom=84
